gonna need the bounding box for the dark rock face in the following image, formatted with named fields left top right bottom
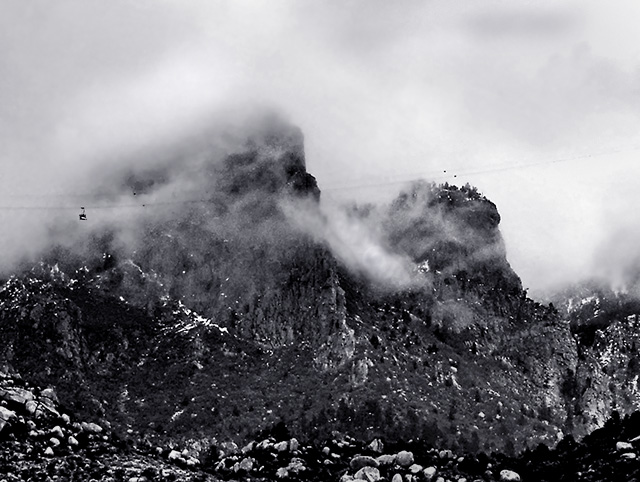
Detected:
left=1, top=115, right=639, bottom=477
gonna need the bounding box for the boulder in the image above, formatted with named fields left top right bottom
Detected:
left=391, top=474, right=403, bottom=482
left=409, top=463, right=423, bottom=474
left=44, top=447, right=54, bottom=457
left=423, top=466, right=437, bottom=480
left=68, top=436, right=79, bottom=447
left=350, top=455, right=380, bottom=471
left=0, top=406, right=16, bottom=433
left=368, top=438, right=384, bottom=453
left=167, top=450, right=182, bottom=462
left=621, top=452, right=637, bottom=460
left=287, top=458, right=306, bottom=474
left=236, top=457, right=254, bottom=472
left=439, top=449, right=454, bottom=460
left=49, top=437, right=61, bottom=447
left=25, top=400, right=37, bottom=416
left=616, top=441, right=634, bottom=451
left=376, top=454, right=396, bottom=466
left=354, top=466, right=381, bottom=482
left=40, top=388, right=59, bottom=408
left=500, top=470, right=521, bottom=482
left=241, top=441, right=255, bottom=454
left=220, top=441, right=239, bottom=456
left=0, top=387, right=35, bottom=406
left=257, top=439, right=273, bottom=450
left=274, top=441, right=288, bottom=452
left=396, top=450, right=414, bottom=467
left=276, top=467, right=289, bottom=478
left=289, top=437, right=299, bottom=451
left=81, top=422, right=103, bottom=434
left=51, top=425, right=64, bottom=439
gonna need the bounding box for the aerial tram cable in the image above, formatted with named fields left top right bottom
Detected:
left=0, top=142, right=639, bottom=219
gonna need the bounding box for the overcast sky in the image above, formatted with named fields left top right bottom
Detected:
left=1, top=0, right=640, bottom=295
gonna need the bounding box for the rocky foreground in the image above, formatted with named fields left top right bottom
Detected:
left=4, top=372, right=640, bottom=482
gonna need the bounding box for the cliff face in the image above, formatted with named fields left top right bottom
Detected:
left=549, top=283, right=640, bottom=438
left=0, top=117, right=635, bottom=455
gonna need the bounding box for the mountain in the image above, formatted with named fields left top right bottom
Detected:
left=2, top=115, right=640, bottom=480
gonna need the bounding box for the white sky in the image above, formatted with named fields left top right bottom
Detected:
left=1, top=0, right=640, bottom=294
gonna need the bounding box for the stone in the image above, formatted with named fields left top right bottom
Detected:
left=289, top=437, right=299, bottom=451
left=220, top=441, right=239, bottom=456
left=500, top=470, right=521, bottom=482
left=354, top=466, right=381, bottom=482
left=439, top=449, right=454, bottom=460
left=274, top=441, right=288, bottom=452
left=392, top=474, right=403, bottom=482
left=68, top=436, right=79, bottom=447
left=376, top=454, right=396, bottom=466
left=409, top=464, right=423, bottom=474
left=276, top=467, right=289, bottom=478
left=51, top=425, right=64, bottom=439
left=40, top=388, right=58, bottom=403
left=617, top=441, right=634, bottom=451
left=396, top=451, right=414, bottom=467
left=236, top=457, right=254, bottom=472
left=0, top=406, right=16, bottom=433
left=40, top=388, right=59, bottom=413
left=186, top=457, right=199, bottom=467
left=241, top=441, right=255, bottom=454
left=81, top=422, right=102, bottom=434
left=0, top=387, right=35, bottom=405
left=350, top=455, right=380, bottom=471
left=257, top=439, right=273, bottom=450
left=287, top=458, right=306, bottom=474
left=340, top=475, right=355, bottom=482
left=621, top=452, right=637, bottom=459
left=44, top=447, right=54, bottom=457
left=322, top=447, right=331, bottom=456
left=368, top=438, right=384, bottom=453
left=24, top=401, right=37, bottom=416
left=49, top=437, right=60, bottom=447
left=60, top=414, right=71, bottom=425
left=167, top=450, right=182, bottom=462
left=424, top=466, right=437, bottom=480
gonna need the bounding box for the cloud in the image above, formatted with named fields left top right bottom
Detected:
left=465, top=6, right=580, bottom=38
left=1, top=0, right=640, bottom=295
left=282, top=198, right=417, bottom=289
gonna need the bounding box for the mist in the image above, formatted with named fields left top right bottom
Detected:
left=282, top=198, right=418, bottom=289
left=2, top=0, right=640, bottom=295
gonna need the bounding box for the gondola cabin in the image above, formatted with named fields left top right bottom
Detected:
left=79, top=207, right=87, bottom=221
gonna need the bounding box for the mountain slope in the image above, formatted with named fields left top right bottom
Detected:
left=0, top=116, right=637, bottom=463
